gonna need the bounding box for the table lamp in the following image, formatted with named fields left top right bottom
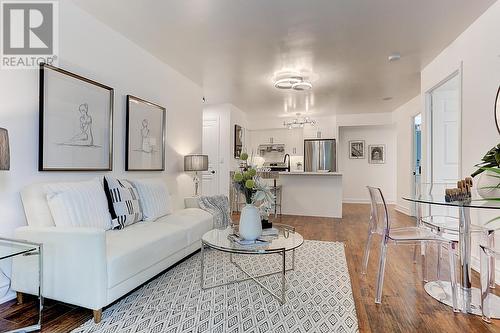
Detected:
left=184, top=154, right=208, bottom=196
left=0, top=128, right=9, bottom=171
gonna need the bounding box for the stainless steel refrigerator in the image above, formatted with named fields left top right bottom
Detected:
left=304, top=139, right=336, bottom=172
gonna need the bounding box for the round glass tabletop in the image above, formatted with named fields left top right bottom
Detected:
left=201, top=223, right=304, bottom=254
left=403, top=183, right=500, bottom=210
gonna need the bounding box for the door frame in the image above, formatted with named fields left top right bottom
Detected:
left=202, top=115, right=221, bottom=195
left=423, top=64, right=463, bottom=184
left=410, top=113, right=422, bottom=217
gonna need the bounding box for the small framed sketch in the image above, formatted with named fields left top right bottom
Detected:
left=126, top=95, right=166, bottom=171
left=369, top=144, right=386, bottom=164
left=349, top=140, right=365, bottom=159
left=234, top=124, right=243, bottom=158
left=39, top=63, right=114, bottom=171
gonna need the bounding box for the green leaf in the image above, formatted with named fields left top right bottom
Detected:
left=481, top=167, right=500, bottom=175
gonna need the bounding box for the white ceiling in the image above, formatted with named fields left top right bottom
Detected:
left=71, top=0, right=496, bottom=117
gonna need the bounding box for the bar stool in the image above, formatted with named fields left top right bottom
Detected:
left=271, top=184, right=282, bottom=217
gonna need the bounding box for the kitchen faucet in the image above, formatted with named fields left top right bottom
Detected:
left=283, top=154, right=291, bottom=172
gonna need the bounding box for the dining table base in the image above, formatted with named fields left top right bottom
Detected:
left=425, top=280, right=500, bottom=318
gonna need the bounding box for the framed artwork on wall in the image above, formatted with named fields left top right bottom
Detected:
left=39, top=63, right=114, bottom=171
left=234, top=124, right=243, bottom=158
left=495, top=85, right=500, bottom=134
left=368, top=144, right=386, bottom=164
left=349, top=140, right=365, bottom=159
left=126, top=95, right=166, bottom=171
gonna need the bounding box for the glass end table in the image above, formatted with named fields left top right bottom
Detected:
left=0, top=237, right=43, bottom=333
left=200, top=223, right=304, bottom=304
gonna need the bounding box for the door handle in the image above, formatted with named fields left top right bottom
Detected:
left=211, top=170, right=216, bottom=174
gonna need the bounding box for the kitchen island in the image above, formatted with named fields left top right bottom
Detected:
left=278, top=172, right=343, bottom=218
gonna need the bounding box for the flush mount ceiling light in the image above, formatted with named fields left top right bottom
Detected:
left=283, top=113, right=316, bottom=129
left=274, top=71, right=313, bottom=91
left=274, top=77, right=302, bottom=89
left=291, top=81, right=313, bottom=91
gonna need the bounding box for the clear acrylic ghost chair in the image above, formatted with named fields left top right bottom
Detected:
left=362, top=186, right=458, bottom=310
left=416, top=183, right=496, bottom=284
left=480, top=243, right=500, bottom=322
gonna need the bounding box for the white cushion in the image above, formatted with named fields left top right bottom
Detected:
left=21, top=183, right=56, bottom=227
left=130, top=178, right=172, bottom=221
left=106, top=208, right=212, bottom=288
left=45, top=180, right=112, bottom=230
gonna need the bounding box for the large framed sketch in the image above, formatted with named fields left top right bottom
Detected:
left=126, top=95, right=166, bottom=171
left=39, top=63, right=114, bottom=171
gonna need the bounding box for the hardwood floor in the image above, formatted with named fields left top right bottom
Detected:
left=1, top=203, right=499, bottom=332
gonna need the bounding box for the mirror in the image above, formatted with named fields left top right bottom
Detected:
left=496, top=86, right=500, bottom=134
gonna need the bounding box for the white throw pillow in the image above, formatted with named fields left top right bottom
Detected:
left=45, top=180, right=112, bottom=230
left=130, top=178, right=172, bottom=221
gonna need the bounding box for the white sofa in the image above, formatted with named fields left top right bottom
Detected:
left=11, top=182, right=213, bottom=322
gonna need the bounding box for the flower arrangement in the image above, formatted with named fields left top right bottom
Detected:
left=233, top=152, right=275, bottom=216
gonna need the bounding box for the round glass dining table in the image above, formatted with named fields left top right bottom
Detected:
left=403, top=190, right=500, bottom=317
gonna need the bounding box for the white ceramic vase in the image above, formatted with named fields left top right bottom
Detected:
left=239, top=204, right=262, bottom=241
left=477, top=170, right=500, bottom=199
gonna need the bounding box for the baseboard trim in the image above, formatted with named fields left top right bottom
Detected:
left=343, top=199, right=396, bottom=205
left=395, top=205, right=411, bottom=216
left=342, top=199, right=370, bottom=204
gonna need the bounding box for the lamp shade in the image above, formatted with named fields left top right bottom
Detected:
left=184, top=154, right=208, bottom=171
left=0, top=128, right=9, bottom=171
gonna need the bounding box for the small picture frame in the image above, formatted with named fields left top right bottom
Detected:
left=369, top=145, right=386, bottom=164
left=126, top=95, right=166, bottom=171
left=349, top=140, right=365, bottom=159
left=234, top=124, right=244, bottom=158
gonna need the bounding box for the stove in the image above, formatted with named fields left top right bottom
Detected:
left=262, top=162, right=289, bottom=172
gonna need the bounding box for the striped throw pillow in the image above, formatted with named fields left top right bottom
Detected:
left=104, top=176, right=143, bottom=229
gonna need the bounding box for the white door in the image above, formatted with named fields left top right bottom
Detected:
left=431, top=74, right=460, bottom=183
left=202, top=117, right=220, bottom=196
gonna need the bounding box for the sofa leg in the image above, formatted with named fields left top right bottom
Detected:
left=93, top=309, right=102, bottom=323
left=16, top=292, right=24, bottom=305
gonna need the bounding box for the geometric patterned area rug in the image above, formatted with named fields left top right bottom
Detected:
left=72, top=240, right=359, bottom=333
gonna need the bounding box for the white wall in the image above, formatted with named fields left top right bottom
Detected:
left=0, top=1, right=202, bottom=300
left=392, top=96, right=421, bottom=214
left=339, top=125, right=397, bottom=203
left=394, top=1, right=500, bottom=278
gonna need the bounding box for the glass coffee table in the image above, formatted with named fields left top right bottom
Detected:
left=200, top=223, right=303, bottom=304
left=0, top=237, right=43, bottom=332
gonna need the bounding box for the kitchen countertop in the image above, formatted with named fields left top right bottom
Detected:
left=279, top=171, right=343, bottom=176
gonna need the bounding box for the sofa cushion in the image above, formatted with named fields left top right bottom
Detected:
left=130, top=178, right=172, bottom=221
left=45, top=180, right=112, bottom=230
left=160, top=208, right=213, bottom=245
left=103, top=176, right=143, bottom=229
left=106, top=208, right=213, bottom=288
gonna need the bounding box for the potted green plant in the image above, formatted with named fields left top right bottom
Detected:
left=471, top=143, right=500, bottom=199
